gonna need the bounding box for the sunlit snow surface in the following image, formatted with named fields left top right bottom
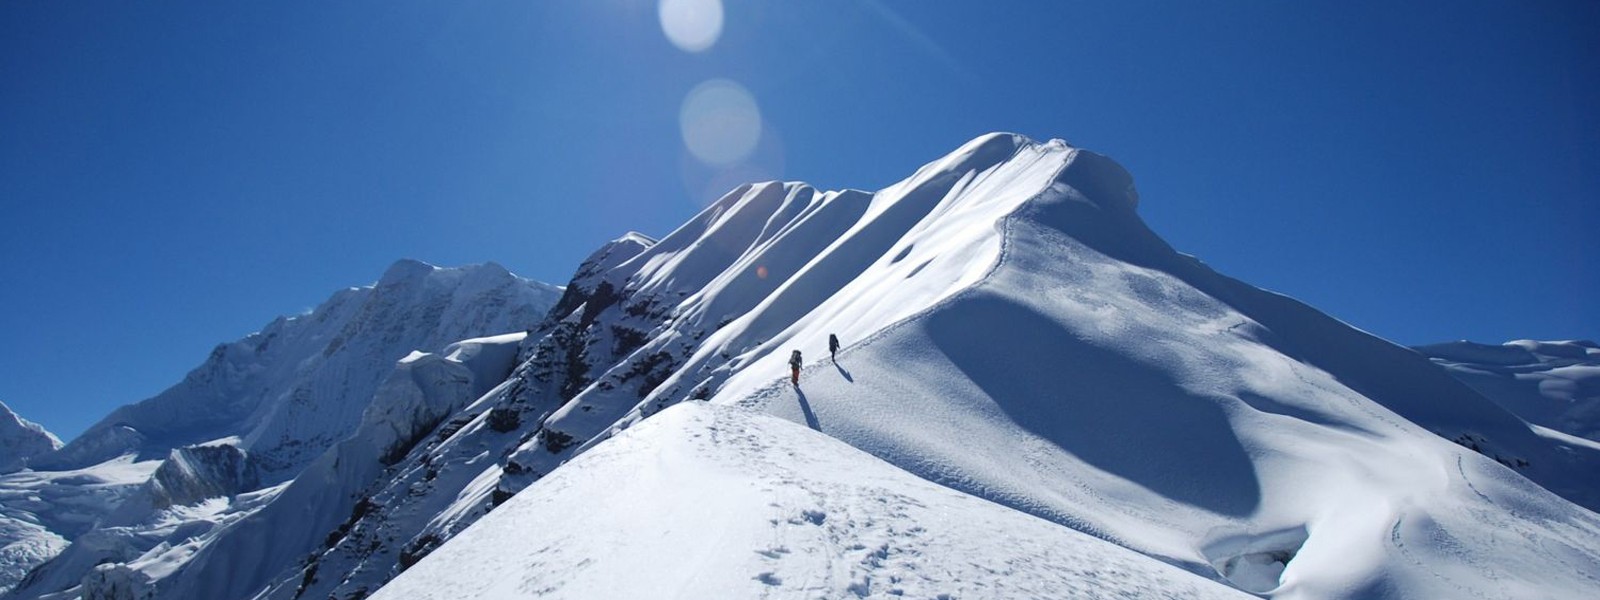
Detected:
left=374, top=403, right=1252, bottom=600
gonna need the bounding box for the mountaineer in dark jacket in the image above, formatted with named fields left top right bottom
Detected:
left=828, top=334, right=841, bottom=362
left=789, top=350, right=803, bottom=385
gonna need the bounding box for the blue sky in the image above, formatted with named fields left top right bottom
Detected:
left=2, top=1, right=1595, bottom=441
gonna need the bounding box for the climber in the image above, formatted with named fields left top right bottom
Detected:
left=828, top=333, right=841, bottom=362
left=789, top=349, right=803, bottom=386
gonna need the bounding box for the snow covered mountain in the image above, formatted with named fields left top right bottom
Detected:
left=0, top=261, right=558, bottom=599
left=0, top=402, right=59, bottom=474
left=162, top=133, right=1590, bottom=600
left=31, top=259, right=557, bottom=480
left=1417, top=339, right=1600, bottom=442
left=9, top=133, right=1599, bottom=600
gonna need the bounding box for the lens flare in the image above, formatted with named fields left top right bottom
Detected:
left=679, top=79, right=762, bottom=167
left=659, top=0, right=723, bottom=53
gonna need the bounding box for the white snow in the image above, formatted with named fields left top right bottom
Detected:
left=373, top=402, right=1252, bottom=600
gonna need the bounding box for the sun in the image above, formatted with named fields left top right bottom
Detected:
left=658, top=0, right=723, bottom=53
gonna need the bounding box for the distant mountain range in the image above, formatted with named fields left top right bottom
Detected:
left=3, top=134, right=1595, bottom=600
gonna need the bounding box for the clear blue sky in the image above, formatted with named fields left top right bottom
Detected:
left=2, top=1, right=1595, bottom=442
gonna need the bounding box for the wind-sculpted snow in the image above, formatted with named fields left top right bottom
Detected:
left=372, top=403, right=1253, bottom=600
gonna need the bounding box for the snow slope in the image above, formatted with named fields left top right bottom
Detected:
left=0, top=402, right=60, bottom=474
left=1418, top=339, right=1600, bottom=442
left=374, top=402, right=1253, bottom=600
left=2, top=262, right=559, bottom=600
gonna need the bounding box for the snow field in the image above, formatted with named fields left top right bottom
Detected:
left=374, top=403, right=1253, bottom=600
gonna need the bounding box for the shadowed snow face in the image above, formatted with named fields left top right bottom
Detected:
left=925, top=293, right=1261, bottom=517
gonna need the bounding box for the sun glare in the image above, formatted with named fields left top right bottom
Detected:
left=679, top=78, right=762, bottom=167
left=658, top=0, right=723, bottom=53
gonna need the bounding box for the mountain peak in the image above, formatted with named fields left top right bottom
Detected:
left=611, top=231, right=657, bottom=249
left=0, top=400, right=62, bottom=472
left=377, top=258, right=440, bottom=286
